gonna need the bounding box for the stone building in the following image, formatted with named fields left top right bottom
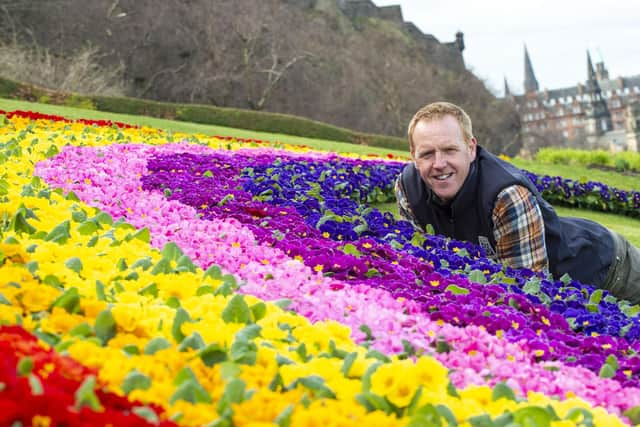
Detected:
left=507, top=47, right=640, bottom=153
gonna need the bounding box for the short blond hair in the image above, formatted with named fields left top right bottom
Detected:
left=408, top=102, right=474, bottom=150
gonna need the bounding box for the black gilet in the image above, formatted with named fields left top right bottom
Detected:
left=400, top=146, right=614, bottom=286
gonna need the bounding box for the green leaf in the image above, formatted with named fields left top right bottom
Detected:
left=223, top=378, right=246, bottom=404
left=623, top=406, right=640, bottom=425
left=341, top=352, right=358, bottom=376
left=76, top=220, right=99, bottom=235
left=122, top=344, right=140, bottom=355
left=468, top=414, right=494, bottom=427
left=491, top=382, right=517, bottom=402
left=559, top=273, right=572, bottom=285
left=444, top=284, right=469, bottom=295
left=94, top=309, right=117, bottom=345
left=28, top=374, right=44, bottom=395
left=95, top=280, right=107, bottom=301
left=65, top=191, right=80, bottom=201
left=513, top=406, right=552, bottom=427
left=69, top=322, right=92, bottom=337
left=74, top=375, right=102, bottom=411
left=523, top=278, right=541, bottom=294
left=198, top=343, right=228, bottom=367
left=132, top=406, right=160, bottom=425
left=299, top=376, right=336, bottom=398
left=138, top=283, right=159, bottom=298
left=229, top=340, right=257, bottom=365
left=131, top=257, right=153, bottom=271
left=44, top=220, right=71, bottom=244
left=203, top=170, right=214, bottom=177
left=222, top=295, right=251, bottom=324
left=588, top=289, right=604, bottom=305
left=220, top=362, right=241, bottom=380
left=144, top=337, right=172, bottom=355
left=355, top=391, right=392, bottom=413
left=273, top=299, right=292, bottom=310
left=250, top=302, right=267, bottom=322
left=0, top=293, right=11, bottom=305
left=10, top=211, right=36, bottom=235
left=170, top=377, right=212, bottom=405
left=122, top=370, right=152, bottom=394
left=130, top=227, right=150, bottom=243
left=275, top=405, right=294, bottom=427
left=178, top=332, right=205, bottom=352
left=65, top=257, right=83, bottom=273
left=94, top=211, right=113, bottom=226
left=235, top=324, right=262, bottom=342
left=150, top=258, right=172, bottom=275
left=341, top=243, right=362, bottom=258
left=17, top=356, right=33, bottom=376
left=359, top=324, right=374, bottom=341
left=605, top=354, right=619, bottom=371
left=203, top=265, right=223, bottom=280
left=565, top=407, right=594, bottom=425
left=175, top=255, right=197, bottom=273
left=50, top=287, right=80, bottom=314
left=468, top=269, right=486, bottom=284
left=172, top=308, right=193, bottom=344
left=161, top=242, right=183, bottom=261
left=599, top=363, right=616, bottom=378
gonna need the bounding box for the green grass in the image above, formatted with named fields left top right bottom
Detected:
left=511, top=157, right=639, bottom=192
left=375, top=202, right=640, bottom=247
left=0, top=98, right=409, bottom=159
left=2, top=97, right=638, bottom=246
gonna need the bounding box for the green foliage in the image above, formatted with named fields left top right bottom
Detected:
left=0, top=76, right=406, bottom=151
left=535, top=147, right=640, bottom=174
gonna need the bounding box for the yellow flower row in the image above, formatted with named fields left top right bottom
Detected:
left=0, top=113, right=628, bottom=426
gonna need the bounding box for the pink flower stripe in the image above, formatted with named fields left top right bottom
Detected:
left=35, top=143, right=640, bottom=416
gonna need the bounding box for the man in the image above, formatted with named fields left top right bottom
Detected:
left=395, top=101, right=640, bottom=304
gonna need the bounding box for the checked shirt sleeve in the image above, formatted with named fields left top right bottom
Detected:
left=394, top=175, right=422, bottom=231
left=491, top=185, right=549, bottom=272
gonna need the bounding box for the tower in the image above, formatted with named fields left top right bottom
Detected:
left=504, top=77, right=512, bottom=99
left=523, top=46, right=539, bottom=93
left=584, top=50, right=612, bottom=145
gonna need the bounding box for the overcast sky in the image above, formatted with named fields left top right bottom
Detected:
left=372, top=0, right=640, bottom=96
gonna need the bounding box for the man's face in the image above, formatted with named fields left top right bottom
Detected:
left=410, top=115, right=477, bottom=202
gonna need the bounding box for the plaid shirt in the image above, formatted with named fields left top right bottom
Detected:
left=395, top=178, right=549, bottom=272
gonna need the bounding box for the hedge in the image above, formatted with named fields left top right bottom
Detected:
left=0, top=77, right=407, bottom=151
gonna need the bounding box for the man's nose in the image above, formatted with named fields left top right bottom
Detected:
left=433, top=152, right=446, bottom=168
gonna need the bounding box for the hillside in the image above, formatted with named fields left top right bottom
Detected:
left=0, top=0, right=522, bottom=154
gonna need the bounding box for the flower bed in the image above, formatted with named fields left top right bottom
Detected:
left=0, top=109, right=638, bottom=426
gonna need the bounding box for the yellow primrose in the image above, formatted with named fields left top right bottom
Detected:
left=232, top=389, right=304, bottom=426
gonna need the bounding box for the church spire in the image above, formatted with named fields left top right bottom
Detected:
left=587, top=50, right=596, bottom=81
left=503, top=77, right=512, bottom=97
left=524, top=45, right=539, bottom=93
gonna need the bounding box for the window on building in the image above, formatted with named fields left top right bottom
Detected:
left=601, top=119, right=608, bottom=131
left=563, top=131, right=569, bottom=138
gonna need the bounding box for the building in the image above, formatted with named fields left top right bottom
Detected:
left=507, top=47, right=640, bottom=153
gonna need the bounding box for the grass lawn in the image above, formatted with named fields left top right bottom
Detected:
left=511, top=157, right=639, bottom=192
left=0, top=98, right=409, bottom=159
left=2, top=97, right=638, bottom=246
left=375, top=202, right=640, bottom=247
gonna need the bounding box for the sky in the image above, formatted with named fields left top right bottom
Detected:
left=372, top=0, right=640, bottom=97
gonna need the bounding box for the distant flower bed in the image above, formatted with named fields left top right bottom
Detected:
left=536, top=147, right=640, bottom=174
left=0, top=109, right=638, bottom=426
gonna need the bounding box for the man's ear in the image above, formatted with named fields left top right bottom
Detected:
left=469, top=137, right=478, bottom=160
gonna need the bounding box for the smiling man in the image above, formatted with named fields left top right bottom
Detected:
left=395, top=101, right=640, bottom=304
